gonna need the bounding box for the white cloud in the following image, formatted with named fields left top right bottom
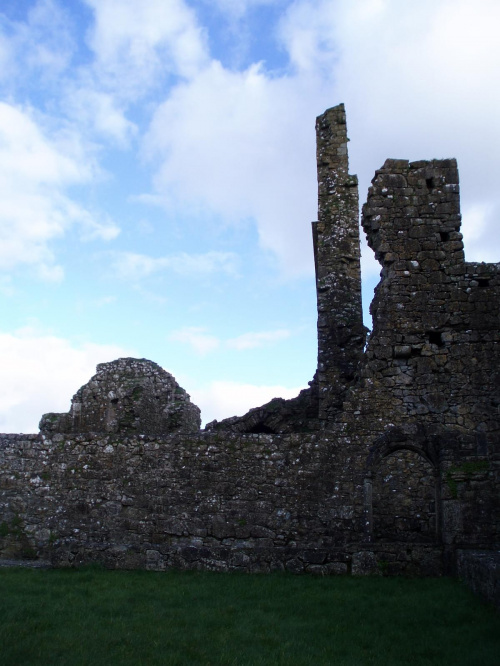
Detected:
left=170, top=326, right=293, bottom=355
left=93, top=295, right=117, bottom=307
left=37, top=263, right=65, bottom=283
left=169, top=326, right=220, bottom=355
left=207, top=0, right=286, bottom=21
left=0, top=102, right=119, bottom=278
left=83, top=0, right=208, bottom=96
left=0, top=103, right=87, bottom=185
left=0, top=276, right=14, bottom=297
left=129, top=193, right=165, bottom=207
left=0, top=326, right=302, bottom=432
left=0, top=32, right=14, bottom=83
left=23, top=0, right=75, bottom=74
left=0, top=329, right=132, bottom=434
left=191, top=380, right=303, bottom=425
left=110, top=250, right=238, bottom=280
left=278, top=0, right=339, bottom=74
left=145, top=60, right=324, bottom=276
left=227, top=329, right=290, bottom=350
left=0, top=0, right=75, bottom=84
left=62, top=86, right=137, bottom=147
left=68, top=204, right=120, bottom=243
left=293, top=0, right=500, bottom=262
left=461, top=203, right=500, bottom=264
left=143, top=0, right=500, bottom=281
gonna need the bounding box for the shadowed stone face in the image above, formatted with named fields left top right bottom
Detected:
left=39, top=358, right=201, bottom=435
left=313, top=104, right=367, bottom=420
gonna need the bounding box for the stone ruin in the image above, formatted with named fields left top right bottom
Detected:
left=1, top=105, right=498, bottom=607
left=39, top=358, right=200, bottom=436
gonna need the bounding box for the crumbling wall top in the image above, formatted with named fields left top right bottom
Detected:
left=362, top=158, right=463, bottom=270
left=39, top=357, right=201, bottom=435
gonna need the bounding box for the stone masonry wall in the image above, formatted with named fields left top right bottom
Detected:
left=372, top=449, right=437, bottom=544
left=313, top=105, right=367, bottom=421
left=0, top=105, right=498, bottom=584
left=0, top=431, right=443, bottom=575
left=40, top=358, right=200, bottom=436
left=360, top=158, right=500, bottom=436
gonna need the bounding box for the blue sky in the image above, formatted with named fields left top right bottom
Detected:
left=1, top=0, right=499, bottom=432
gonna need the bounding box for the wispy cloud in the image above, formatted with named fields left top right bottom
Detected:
left=169, top=326, right=220, bottom=355
left=93, top=295, right=117, bottom=307
left=0, top=102, right=119, bottom=280
left=110, top=250, right=239, bottom=280
left=207, top=0, right=285, bottom=22
left=0, top=276, right=14, bottom=297
left=227, top=329, right=290, bottom=350
left=170, top=326, right=292, bottom=355
left=83, top=0, right=209, bottom=96
left=0, top=0, right=75, bottom=86
left=62, top=86, right=137, bottom=147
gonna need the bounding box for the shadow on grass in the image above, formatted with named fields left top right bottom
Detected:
left=0, top=568, right=498, bottom=665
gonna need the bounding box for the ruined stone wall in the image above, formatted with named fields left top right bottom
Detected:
left=360, top=158, right=500, bottom=439
left=2, top=424, right=497, bottom=575
left=0, top=105, right=498, bottom=581
left=343, top=155, right=500, bottom=564
left=1, top=431, right=445, bottom=575
left=372, top=449, right=437, bottom=544
left=313, top=105, right=366, bottom=420
left=456, top=550, right=500, bottom=609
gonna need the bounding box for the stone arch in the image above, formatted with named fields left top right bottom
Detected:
left=363, top=426, right=441, bottom=544
left=372, top=448, right=438, bottom=543
left=366, top=425, right=439, bottom=469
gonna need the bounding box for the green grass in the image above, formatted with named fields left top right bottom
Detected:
left=0, top=568, right=498, bottom=665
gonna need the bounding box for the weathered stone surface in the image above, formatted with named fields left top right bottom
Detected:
left=313, top=105, right=367, bottom=421
left=39, top=358, right=200, bottom=435
left=456, top=550, right=500, bottom=609
left=0, top=431, right=444, bottom=575
left=1, top=105, right=498, bottom=587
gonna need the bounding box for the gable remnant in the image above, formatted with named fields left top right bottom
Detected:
left=39, top=357, right=200, bottom=436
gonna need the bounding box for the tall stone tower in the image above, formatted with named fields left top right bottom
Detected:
left=312, top=104, right=366, bottom=421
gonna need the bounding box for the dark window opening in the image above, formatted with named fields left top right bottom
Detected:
left=439, top=231, right=449, bottom=242
left=246, top=423, right=276, bottom=434
left=427, top=331, right=444, bottom=347
left=425, top=177, right=434, bottom=190
left=478, top=278, right=490, bottom=288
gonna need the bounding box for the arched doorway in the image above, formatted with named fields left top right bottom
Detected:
left=372, top=449, right=438, bottom=543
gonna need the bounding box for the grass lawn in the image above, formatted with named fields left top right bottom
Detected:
left=0, top=567, right=498, bottom=665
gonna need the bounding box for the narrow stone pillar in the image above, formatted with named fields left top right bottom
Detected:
left=313, top=104, right=365, bottom=420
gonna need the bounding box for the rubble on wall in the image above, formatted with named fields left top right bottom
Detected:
left=205, top=374, right=320, bottom=434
